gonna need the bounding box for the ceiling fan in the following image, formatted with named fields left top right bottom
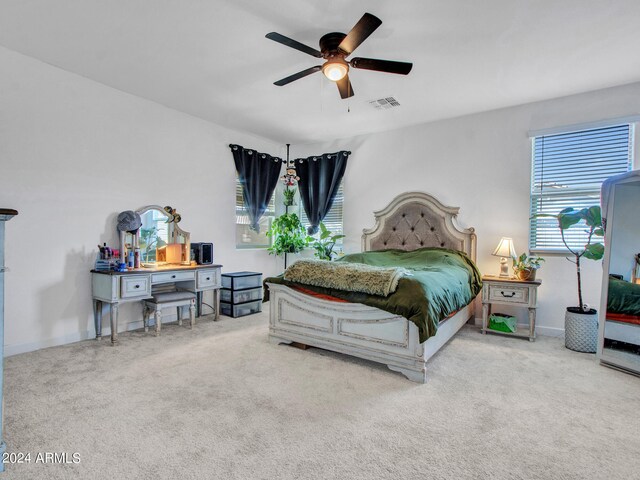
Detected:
left=266, top=12, right=413, bottom=99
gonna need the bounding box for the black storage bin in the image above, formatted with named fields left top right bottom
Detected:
left=221, top=271, right=262, bottom=290
left=220, top=287, right=262, bottom=304
left=220, top=300, right=262, bottom=318
left=220, top=271, right=262, bottom=318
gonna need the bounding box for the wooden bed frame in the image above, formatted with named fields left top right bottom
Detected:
left=267, top=192, right=477, bottom=383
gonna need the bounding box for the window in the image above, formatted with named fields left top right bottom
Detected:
left=235, top=177, right=275, bottom=248
left=299, top=181, right=344, bottom=240
left=530, top=124, right=634, bottom=252
left=235, top=177, right=344, bottom=249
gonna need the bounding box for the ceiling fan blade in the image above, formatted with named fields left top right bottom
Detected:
left=350, top=57, right=413, bottom=75
left=266, top=32, right=323, bottom=58
left=274, top=66, right=322, bottom=86
left=338, top=13, right=382, bottom=55
left=336, top=75, right=355, bottom=99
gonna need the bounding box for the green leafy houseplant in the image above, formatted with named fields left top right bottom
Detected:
left=512, top=253, right=545, bottom=281
left=282, top=188, right=296, bottom=207
left=307, top=222, right=345, bottom=261
left=266, top=213, right=308, bottom=256
left=538, top=205, right=604, bottom=313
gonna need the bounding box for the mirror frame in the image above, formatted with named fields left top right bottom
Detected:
left=598, top=172, right=640, bottom=373
left=133, top=205, right=191, bottom=266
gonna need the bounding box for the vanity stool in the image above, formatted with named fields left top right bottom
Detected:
left=143, top=291, right=196, bottom=335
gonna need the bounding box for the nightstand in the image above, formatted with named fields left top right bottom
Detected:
left=481, top=275, right=542, bottom=342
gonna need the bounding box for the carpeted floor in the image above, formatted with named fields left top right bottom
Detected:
left=3, top=311, right=639, bottom=479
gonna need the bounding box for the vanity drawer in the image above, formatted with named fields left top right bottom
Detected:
left=197, top=269, right=221, bottom=289
left=121, top=275, right=151, bottom=298
left=151, top=271, right=195, bottom=284
left=488, top=285, right=528, bottom=304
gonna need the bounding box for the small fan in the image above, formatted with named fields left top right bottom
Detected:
left=266, top=12, right=412, bottom=99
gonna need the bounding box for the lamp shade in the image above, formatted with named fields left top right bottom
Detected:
left=492, top=237, right=516, bottom=258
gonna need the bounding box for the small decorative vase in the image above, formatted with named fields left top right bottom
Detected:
left=564, top=307, right=598, bottom=353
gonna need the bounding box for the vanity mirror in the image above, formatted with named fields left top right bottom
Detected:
left=122, top=205, right=190, bottom=266
left=598, top=171, right=640, bottom=375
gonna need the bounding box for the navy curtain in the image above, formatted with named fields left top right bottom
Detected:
left=296, top=151, right=350, bottom=235
left=230, top=144, right=282, bottom=232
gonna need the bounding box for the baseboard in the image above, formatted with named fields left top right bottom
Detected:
left=5, top=319, right=148, bottom=357
left=534, top=325, right=564, bottom=338
left=472, top=317, right=564, bottom=338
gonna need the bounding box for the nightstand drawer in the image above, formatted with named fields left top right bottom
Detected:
left=488, top=285, right=528, bottom=304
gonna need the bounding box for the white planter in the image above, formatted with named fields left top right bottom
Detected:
left=564, top=308, right=598, bottom=353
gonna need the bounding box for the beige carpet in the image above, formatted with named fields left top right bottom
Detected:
left=3, top=311, right=639, bottom=480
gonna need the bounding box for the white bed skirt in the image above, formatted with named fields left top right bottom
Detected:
left=267, top=283, right=474, bottom=383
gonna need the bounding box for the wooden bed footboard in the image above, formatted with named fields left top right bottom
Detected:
left=267, top=283, right=474, bottom=383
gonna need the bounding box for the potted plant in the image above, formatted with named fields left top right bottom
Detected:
left=307, top=222, right=345, bottom=261
left=538, top=205, right=604, bottom=352
left=512, top=253, right=544, bottom=281
left=266, top=213, right=308, bottom=268
left=283, top=188, right=296, bottom=207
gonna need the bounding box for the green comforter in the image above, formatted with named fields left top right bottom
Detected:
left=608, top=276, right=640, bottom=316
left=264, top=247, right=482, bottom=342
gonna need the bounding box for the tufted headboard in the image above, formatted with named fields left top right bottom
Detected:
left=361, top=192, right=476, bottom=262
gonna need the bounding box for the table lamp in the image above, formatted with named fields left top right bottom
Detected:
left=492, top=237, right=516, bottom=277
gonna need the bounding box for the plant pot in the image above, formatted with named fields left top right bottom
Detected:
left=515, top=268, right=536, bottom=281
left=564, top=307, right=598, bottom=353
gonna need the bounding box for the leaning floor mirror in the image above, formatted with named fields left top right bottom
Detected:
left=598, top=171, right=640, bottom=375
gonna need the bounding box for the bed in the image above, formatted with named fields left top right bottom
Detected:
left=604, top=276, right=640, bottom=346
left=607, top=276, right=640, bottom=324
left=265, top=192, right=479, bottom=383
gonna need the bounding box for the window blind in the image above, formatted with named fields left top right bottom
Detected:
left=236, top=180, right=275, bottom=223
left=300, top=182, right=344, bottom=238
left=530, top=124, right=633, bottom=251
left=235, top=177, right=275, bottom=248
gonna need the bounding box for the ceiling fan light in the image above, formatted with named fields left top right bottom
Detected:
left=323, top=60, right=348, bottom=81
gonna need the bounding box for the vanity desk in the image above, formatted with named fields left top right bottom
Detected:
left=92, top=264, right=222, bottom=344
left=94, top=204, right=223, bottom=344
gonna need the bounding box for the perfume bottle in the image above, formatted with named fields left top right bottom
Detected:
left=134, top=247, right=140, bottom=268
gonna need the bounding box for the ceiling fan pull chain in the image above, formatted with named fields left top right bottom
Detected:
left=320, top=73, right=324, bottom=114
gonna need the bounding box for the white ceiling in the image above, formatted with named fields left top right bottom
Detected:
left=2, top=0, right=640, bottom=144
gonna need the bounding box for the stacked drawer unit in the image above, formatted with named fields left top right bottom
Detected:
left=220, top=271, right=263, bottom=318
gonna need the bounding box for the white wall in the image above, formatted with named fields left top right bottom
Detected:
left=0, top=46, right=284, bottom=355
left=294, top=82, right=640, bottom=336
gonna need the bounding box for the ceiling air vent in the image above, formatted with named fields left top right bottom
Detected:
left=368, top=97, right=401, bottom=110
